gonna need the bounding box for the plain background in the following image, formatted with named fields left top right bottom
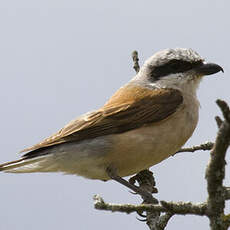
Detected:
left=0, top=0, right=229, bottom=229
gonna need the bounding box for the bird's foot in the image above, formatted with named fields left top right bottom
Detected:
left=106, top=167, right=158, bottom=204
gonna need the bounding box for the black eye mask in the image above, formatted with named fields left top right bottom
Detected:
left=150, top=59, right=203, bottom=80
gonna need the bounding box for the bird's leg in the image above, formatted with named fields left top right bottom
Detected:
left=106, top=166, right=158, bottom=204
left=129, top=169, right=160, bottom=221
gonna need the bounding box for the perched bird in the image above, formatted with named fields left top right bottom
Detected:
left=0, top=48, right=223, bottom=195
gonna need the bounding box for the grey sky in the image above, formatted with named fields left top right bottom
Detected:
left=0, top=0, right=229, bottom=229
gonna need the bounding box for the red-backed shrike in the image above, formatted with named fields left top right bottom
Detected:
left=0, top=48, right=223, bottom=196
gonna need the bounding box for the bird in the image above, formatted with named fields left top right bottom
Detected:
left=0, top=48, right=223, bottom=197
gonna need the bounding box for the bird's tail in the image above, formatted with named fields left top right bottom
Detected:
left=0, top=157, right=47, bottom=173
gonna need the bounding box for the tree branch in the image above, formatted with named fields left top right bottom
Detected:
left=205, top=100, right=230, bottom=229
left=94, top=195, right=207, bottom=216
left=215, top=116, right=223, bottom=128
left=160, top=201, right=207, bottom=216
left=132, top=50, right=140, bottom=73
left=176, top=142, right=214, bottom=154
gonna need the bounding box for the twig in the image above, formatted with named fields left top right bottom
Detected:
left=216, top=100, right=230, bottom=123
left=132, top=50, right=140, bottom=73
left=205, top=100, right=230, bottom=229
left=215, top=116, right=223, bottom=128
left=94, top=195, right=207, bottom=216
left=176, top=142, right=214, bottom=154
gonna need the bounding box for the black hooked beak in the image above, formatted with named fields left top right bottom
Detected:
left=195, top=62, right=224, bottom=76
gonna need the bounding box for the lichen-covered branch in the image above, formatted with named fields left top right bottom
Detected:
left=94, top=194, right=163, bottom=213
left=94, top=195, right=207, bottom=216
left=176, top=142, right=214, bottom=154
left=160, top=201, right=207, bottom=216
left=205, top=100, right=230, bottom=230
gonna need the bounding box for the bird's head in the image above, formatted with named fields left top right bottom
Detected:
left=135, top=48, right=223, bottom=92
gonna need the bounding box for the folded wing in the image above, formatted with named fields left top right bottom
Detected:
left=22, top=86, right=183, bottom=158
